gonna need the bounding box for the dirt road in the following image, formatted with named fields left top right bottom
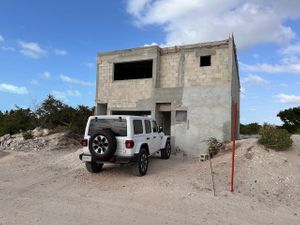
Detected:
left=0, top=137, right=299, bottom=225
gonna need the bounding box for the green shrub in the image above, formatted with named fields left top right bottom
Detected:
left=0, top=107, right=36, bottom=136
left=22, top=131, right=33, bottom=140
left=258, top=125, right=293, bottom=151
left=240, top=123, right=261, bottom=135
left=207, top=137, right=223, bottom=157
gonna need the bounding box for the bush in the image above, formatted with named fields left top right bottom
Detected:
left=0, top=107, right=36, bottom=136
left=207, top=137, right=223, bottom=157
left=258, top=125, right=293, bottom=151
left=0, top=95, right=94, bottom=137
left=277, top=106, right=300, bottom=133
left=22, top=131, right=33, bottom=140
left=240, top=123, right=261, bottom=135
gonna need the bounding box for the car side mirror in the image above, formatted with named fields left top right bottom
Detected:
left=158, top=126, right=163, bottom=133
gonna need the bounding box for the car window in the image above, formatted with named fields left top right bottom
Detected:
left=133, top=120, right=143, bottom=135
left=88, top=118, right=127, bottom=136
left=151, top=121, right=158, bottom=133
left=144, top=120, right=151, bottom=134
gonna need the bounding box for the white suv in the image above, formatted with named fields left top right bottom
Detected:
left=79, top=115, right=171, bottom=176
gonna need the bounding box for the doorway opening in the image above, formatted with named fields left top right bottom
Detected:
left=156, top=103, right=171, bottom=135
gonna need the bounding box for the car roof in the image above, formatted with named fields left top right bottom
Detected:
left=89, top=115, right=154, bottom=120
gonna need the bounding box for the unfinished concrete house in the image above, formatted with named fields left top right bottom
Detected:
left=95, top=36, right=240, bottom=156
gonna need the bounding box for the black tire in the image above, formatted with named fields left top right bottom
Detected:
left=161, top=140, right=171, bottom=159
left=85, top=162, right=104, bottom=173
left=89, top=130, right=117, bottom=161
left=133, top=148, right=148, bottom=176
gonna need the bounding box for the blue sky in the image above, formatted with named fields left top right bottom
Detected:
left=0, top=0, right=300, bottom=125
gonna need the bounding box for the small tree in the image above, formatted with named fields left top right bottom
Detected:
left=277, top=106, right=300, bottom=133
left=69, top=105, right=94, bottom=134
left=36, top=95, right=70, bottom=129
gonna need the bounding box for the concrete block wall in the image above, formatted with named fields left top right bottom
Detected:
left=184, top=48, right=229, bottom=87
left=96, top=39, right=240, bottom=156
left=97, top=47, right=159, bottom=113
left=159, top=52, right=180, bottom=88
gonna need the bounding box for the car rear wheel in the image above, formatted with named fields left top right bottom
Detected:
left=133, top=148, right=148, bottom=176
left=85, top=162, right=104, bottom=173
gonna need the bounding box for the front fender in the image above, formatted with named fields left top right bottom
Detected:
left=160, top=135, right=170, bottom=149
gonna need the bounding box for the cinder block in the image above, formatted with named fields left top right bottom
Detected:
left=200, top=154, right=209, bottom=161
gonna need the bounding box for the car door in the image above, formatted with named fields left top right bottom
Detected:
left=144, top=119, right=154, bottom=153
left=132, top=119, right=145, bottom=152
left=151, top=120, right=161, bottom=152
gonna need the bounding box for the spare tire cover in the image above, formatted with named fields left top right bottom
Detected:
left=89, top=130, right=117, bottom=161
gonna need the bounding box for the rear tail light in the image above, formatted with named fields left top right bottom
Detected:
left=125, top=140, right=134, bottom=149
left=80, top=139, right=88, bottom=147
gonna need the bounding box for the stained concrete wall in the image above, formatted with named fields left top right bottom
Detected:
left=96, top=39, right=239, bottom=156
left=173, top=85, right=231, bottom=156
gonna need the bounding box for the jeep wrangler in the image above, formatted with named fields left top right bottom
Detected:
left=79, top=115, right=171, bottom=176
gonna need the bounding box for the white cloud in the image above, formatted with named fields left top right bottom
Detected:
left=275, top=93, right=300, bottom=104
left=82, top=62, right=94, bottom=68
left=41, top=71, right=51, bottom=79
left=240, top=86, right=246, bottom=99
left=240, top=61, right=300, bottom=74
left=1, top=46, right=15, bottom=51
left=281, top=42, right=300, bottom=55
left=0, top=35, right=4, bottom=43
left=19, top=41, right=47, bottom=59
left=59, top=74, right=95, bottom=86
left=30, top=79, right=39, bottom=85
left=66, top=90, right=81, bottom=97
left=51, top=89, right=81, bottom=101
left=144, top=42, right=158, bottom=47
left=127, top=0, right=151, bottom=18
left=0, top=83, right=28, bottom=94
left=126, top=0, right=300, bottom=49
left=54, top=48, right=67, bottom=56
left=242, top=74, right=269, bottom=85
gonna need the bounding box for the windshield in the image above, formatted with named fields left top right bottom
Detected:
left=88, top=118, right=127, bottom=136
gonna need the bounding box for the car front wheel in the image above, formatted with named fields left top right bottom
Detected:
left=161, top=140, right=171, bottom=159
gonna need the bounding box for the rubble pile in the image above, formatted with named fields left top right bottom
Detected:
left=0, top=127, right=80, bottom=152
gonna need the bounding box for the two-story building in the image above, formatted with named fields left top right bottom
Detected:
left=95, top=36, right=240, bottom=156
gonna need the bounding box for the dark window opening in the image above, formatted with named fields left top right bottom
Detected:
left=114, top=60, right=153, bottom=80
left=200, top=55, right=211, bottom=67
left=111, top=111, right=151, bottom=116
left=176, top=111, right=187, bottom=122
left=144, top=120, right=151, bottom=134
left=133, top=120, right=143, bottom=134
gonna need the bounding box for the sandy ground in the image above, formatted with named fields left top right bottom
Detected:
left=0, top=136, right=299, bottom=225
